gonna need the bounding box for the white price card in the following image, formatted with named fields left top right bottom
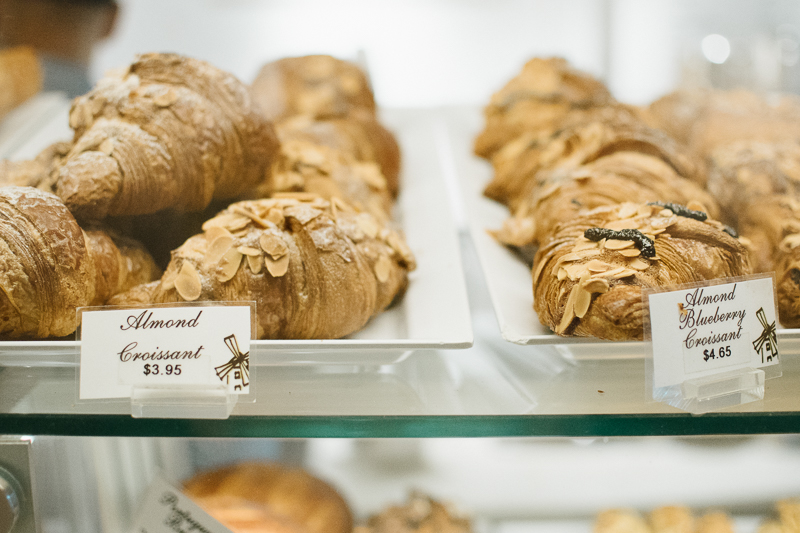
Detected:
left=79, top=304, right=252, bottom=400
left=131, top=476, right=232, bottom=533
left=647, top=276, right=780, bottom=390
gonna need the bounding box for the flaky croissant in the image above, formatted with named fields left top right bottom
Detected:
left=250, top=54, right=376, bottom=122
left=276, top=111, right=401, bottom=198
left=55, top=53, right=279, bottom=219
left=532, top=202, right=751, bottom=340
left=260, top=138, right=394, bottom=222
left=0, top=186, right=160, bottom=339
left=474, top=56, right=614, bottom=160
left=492, top=151, right=719, bottom=249
left=110, top=195, right=415, bottom=340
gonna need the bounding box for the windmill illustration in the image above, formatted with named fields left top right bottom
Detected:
left=215, top=334, right=250, bottom=390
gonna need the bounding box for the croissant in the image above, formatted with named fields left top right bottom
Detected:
left=276, top=111, right=401, bottom=198
left=0, top=141, right=71, bottom=192
left=0, top=186, right=160, bottom=339
left=474, top=56, right=614, bottom=160
left=492, top=151, right=719, bottom=249
left=183, top=461, right=352, bottom=533
left=250, top=54, right=376, bottom=122
left=532, top=202, right=751, bottom=340
left=0, top=46, right=42, bottom=120
left=55, top=53, right=280, bottom=219
left=260, top=139, right=394, bottom=222
left=190, top=495, right=312, bottom=533
left=485, top=119, right=705, bottom=211
left=109, top=195, right=415, bottom=340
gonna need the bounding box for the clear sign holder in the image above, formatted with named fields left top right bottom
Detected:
left=130, top=383, right=241, bottom=419
left=644, top=274, right=782, bottom=414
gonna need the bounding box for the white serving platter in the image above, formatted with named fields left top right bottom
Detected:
left=441, top=105, right=800, bottom=353
left=0, top=101, right=473, bottom=366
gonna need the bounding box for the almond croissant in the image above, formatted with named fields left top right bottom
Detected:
left=0, top=186, right=160, bottom=339
left=109, top=195, right=415, bottom=340
left=532, top=202, right=751, bottom=340
left=55, top=53, right=279, bottom=219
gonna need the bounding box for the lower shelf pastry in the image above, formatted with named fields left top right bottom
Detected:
left=110, top=194, right=415, bottom=340
left=0, top=46, right=41, bottom=120
left=595, top=506, right=734, bottom=533
left=354, top=493, right=473, bottom=533
left=0, top=186, right=159, bottom=339
left=182, top=461, right=353, bottom=533
left=532, top=202, right=751, bottom=340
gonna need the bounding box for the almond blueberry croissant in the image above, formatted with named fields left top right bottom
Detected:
left=109, top=195, right=415, bottom=340
left=0, top=186, right=159, bottom=339
left=55, top=53, right=280, bottom=220
left=532, top=202, right=751, bottom=340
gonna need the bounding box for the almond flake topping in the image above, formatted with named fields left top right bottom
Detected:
left=247, top=254, right=263, bottom=274
left=237, top=246, right=261, bottom=257
left=629, top=258, right=650, bottom=271
left=205, top=235, right=235, bottom=266
left=259, top=234, right=288, bottom=259
left=616, top=203, right=639, bottom=220
left=585, top=259, right=613, bottom=272
left=618, top=248, right=641, bottom=257
left=604, top=239, right=635, bottom=250
left=205, top=226, right=233, bottom=242
left=356, top=213, right=380, bottom=239
left=216, top=248, right=243, bottom=282
left=174, top=262, right=202, bottom=301
left=202, top=213, right=250, bottom=232
left=99, top=138, right=114, bottom=156
left=265, top=254, right=290, bottom=277
left=375, top=254, right=392, bottom=283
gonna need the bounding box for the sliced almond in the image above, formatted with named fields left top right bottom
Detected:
left=617, top=203, right=638, bottom=220
left=205, top=235, right=235, bottom=266
left=174, top=262, right=202, bottom=301
left=216, top=248, right=243, bottom=282
left=556, top=284, right=579, bottom=334
left=598, top=266, right=626, bottom=279
left=638, top=204, right=655, bottom=217
left=604, top=239, right=634, bottom=250
left=557, top=267, right=567, bottom=280
left=612, top=268, right=637, bottom=279
left=606, top=218, right=641, bottom=231
left=265, top=208, right=285, bottom=227
left=564, top=262, right=588, bottom=281
left=659, top=209, right=673, bottom=217
left=629, top=258, right=650, bottom=271
left=247, top=253, right=263, bottom=274
left=686, top=200, right=707, bottom=213
left=154, top=88, right=178, bottom=107
left=374, top=254, right=392, bottom=283
left=582, top=277, right=610, bottom=294
left=202, top=213, right=250, bottom=232
left=205, top=226, right=233, bottom=242
left=573, top=286, right=592, bottom=318
left=259, top=233, right=288, bottom=259
left=284, top=204, right=323, bottom=225
left=356, top=214, right=380, bottom=239
left=237, top=246, right=261, bottom=257
left=618, top=248, right=641, bottom=257
left=650, top=215, right=677, bottom=229
left=648, top=227, right=666, bottom=235
left=585, top=259, right=613, bottom=272
left=572, top=239, right=599, bottom=252
left=231, top=206, right=269, bottom=228
left=98, top=138, right=114, bottom=156
left=265, top=254, right=290, bottom=277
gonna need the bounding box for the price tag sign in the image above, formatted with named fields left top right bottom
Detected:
left=647, top=275, right=780, bottom=390
left=79, top=304, right=252, bottom=400
left=131, top=476, right=231, bottom=533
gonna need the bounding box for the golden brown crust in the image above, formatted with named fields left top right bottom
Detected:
left=0, top=186, right=159, bottom=339
left=262, top=139, right=394, bottom=223
left=251, top=55, right=375, bottom=122
left=276, top=111, right=401, bottom=198
left=110, top=195, right=414, bottom=340
left=0, top=141, right=71, bottom=193
left=0, top=46, right=42, bottom=120
left=491, top=151, right=718, bottom=249
left=55, top=53, right=280, bottom=219
left=533, top=202, right=752, bottom=340
left=183, top=462, right=352, bottom=533
left=486, top=119, right=705, bottom=211
left=474, top=56, right=614, bottom=159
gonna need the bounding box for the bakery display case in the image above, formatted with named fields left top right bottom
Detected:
left=1, top=0, right=800, bottom=531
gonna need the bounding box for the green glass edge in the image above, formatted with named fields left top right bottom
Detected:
left=1, top=413, right=800, bottom=438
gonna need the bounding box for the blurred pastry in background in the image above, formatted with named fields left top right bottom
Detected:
left=183, top=461, right=353, bottom=533
left=354, top=492, right=473, bottom=533
left=594, top=506, right=734, bottom=533
left=0, top=46, right=42, bottom=119
left=251, top=54, right=376, bottom=122
left=0, top=0, right=119, bottom=98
